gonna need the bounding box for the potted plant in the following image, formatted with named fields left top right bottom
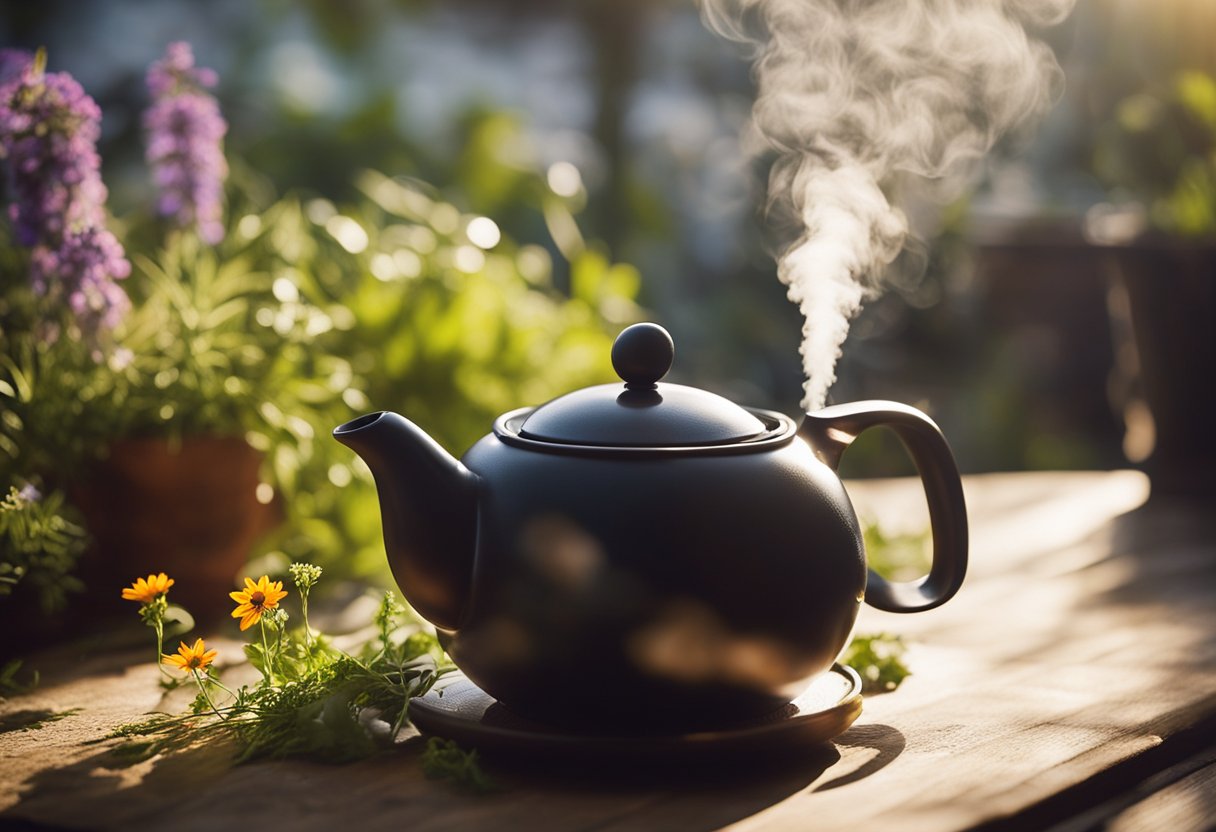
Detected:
left=1088, top=70, right=1216, bottom=496
left=0, top=45, right=333, bottom=622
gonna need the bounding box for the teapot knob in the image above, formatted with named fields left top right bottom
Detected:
left=612, top=323, right=674, bottom=389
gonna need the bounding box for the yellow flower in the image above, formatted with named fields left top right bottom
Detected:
left=229, top=575, right=288, bottom=631
left=121, top=572, right=174, bottom=604
left=162, top=638, right=217, bottom=674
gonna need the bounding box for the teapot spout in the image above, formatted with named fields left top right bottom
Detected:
left=333, top=412, right=478, bottom=631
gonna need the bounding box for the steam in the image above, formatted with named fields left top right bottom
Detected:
left=701, top=0, right=1075, bottom=409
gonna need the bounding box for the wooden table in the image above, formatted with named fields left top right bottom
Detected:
left=2, top=471, right=1214, bottom=831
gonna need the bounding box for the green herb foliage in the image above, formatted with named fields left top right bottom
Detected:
left=0, top=659, right=38, bottom=698
left=862, top=518, right=931, bottom=584
left=254, top=171, right=639, bottom=581
left=2, top=165, right=638, bottom=591
left=0, top=485, right=87, bottom=611
left=849, top=519, right=921, bottom=693
left=842, top=633, right=911, bottom=694
left=109, top=590, right=450, bottom=765
left=1, top=50, right=640, bottom=602
left=420, top=737, right=494, bottom=793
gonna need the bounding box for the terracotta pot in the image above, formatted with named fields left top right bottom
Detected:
left=1104, top=242, right=1216, bottom=496
left=71, top=436, right=281, bottom=620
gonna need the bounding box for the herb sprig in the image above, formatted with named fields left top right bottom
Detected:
left=110, top=569, right=453, bottom=765
left=842, top=632, right=911, bottom=693
left=421, top=737, right=495, bottom=793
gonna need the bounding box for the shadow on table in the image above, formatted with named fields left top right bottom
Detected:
left=0, top=737, right=240, bottom=829
left=2, top=723, right=905, bottom=832
left=0, top=709, right=83, bottom=736
left=486, top=722, right=905, bottom=830
left=813, top=722, right=906, bottom=792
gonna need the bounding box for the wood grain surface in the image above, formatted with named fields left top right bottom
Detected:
left=2, top=471, right=1213, bottom=831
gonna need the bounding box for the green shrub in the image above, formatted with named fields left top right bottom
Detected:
left=2, top=167, right=640, bottom=586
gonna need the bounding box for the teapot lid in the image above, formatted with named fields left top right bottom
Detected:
left=515, top=323, right=770, bottom=448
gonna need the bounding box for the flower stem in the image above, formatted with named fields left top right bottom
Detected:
left=191, top=669, right=224, bottom=720
left=260, top=619, right=275, bottom=686
left=153, top=617, right=177, bottom=681
left=154, top=618, right=171, bottom=679
left=300, top=590, right=312, bottom=651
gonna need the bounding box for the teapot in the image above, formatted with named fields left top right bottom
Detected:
left=334, top=323, right=967, bottom=731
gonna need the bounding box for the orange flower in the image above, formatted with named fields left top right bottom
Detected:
left=229, top=575, right=288, bottom=631
left=121, top=572, right=174, bottom=604
left=162, top=638, right=217, bottom=674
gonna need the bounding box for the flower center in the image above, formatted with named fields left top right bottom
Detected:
left=250, top=590, right=265, bottom=608
left=188, top=656, right=201, bottom=668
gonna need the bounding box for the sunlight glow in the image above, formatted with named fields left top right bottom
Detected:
left=237, top=214, right=261, bottom=239
left=325, top=215, right=368, bottom=253
left=430, top=203, right=460, bottom=235
left=370, top=253, right=397, bottom=281
left=547, top=161, right=583, bottom=198
left=466, top=216, right=501, bottom=249
left=453, top=245, right=486, bottom=273
left=272, top=276, right=299, bottom=303
left=393, top=249, right=423, bottom=278
left=327, top=464, right=352, bottom=487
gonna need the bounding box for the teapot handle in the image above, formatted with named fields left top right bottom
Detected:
left=800, top=401, right=968, bottom=613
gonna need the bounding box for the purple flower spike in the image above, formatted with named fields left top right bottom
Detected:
left=144, top=42, right=228, bottom=244
left=0, top=49, right=130, bottom=341
left=0, top=55, right=108, bottom=246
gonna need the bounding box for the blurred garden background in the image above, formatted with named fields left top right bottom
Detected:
left=2, top=0, right=1214, bottom=632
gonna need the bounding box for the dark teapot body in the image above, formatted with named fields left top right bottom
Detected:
left=447, top=423, right=865, bottom=730
left=335, top=323, right=968, bottom=734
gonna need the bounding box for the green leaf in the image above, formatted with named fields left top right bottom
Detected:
left=1177, top=71, right=1216, bottom=129
left=842, top=633, right=910, bottom=693
left=570, top=250, right=610, bottom=305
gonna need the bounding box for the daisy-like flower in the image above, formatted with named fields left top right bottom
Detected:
left=162, top=637, right=217, bottom=674
left=121, top=572, right=174, bottom=603
left=229, top=575, right=287, bottom=631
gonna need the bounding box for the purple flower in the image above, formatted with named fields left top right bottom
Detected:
left=0, top=50, right=129, bottom=341
left=146, top=42, right=218, bottom=98
left=0, top=54, right=107, bottom=246
left=30, top=227, right=131, bottom=338
left=144, top=42, right=227, bottom=244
